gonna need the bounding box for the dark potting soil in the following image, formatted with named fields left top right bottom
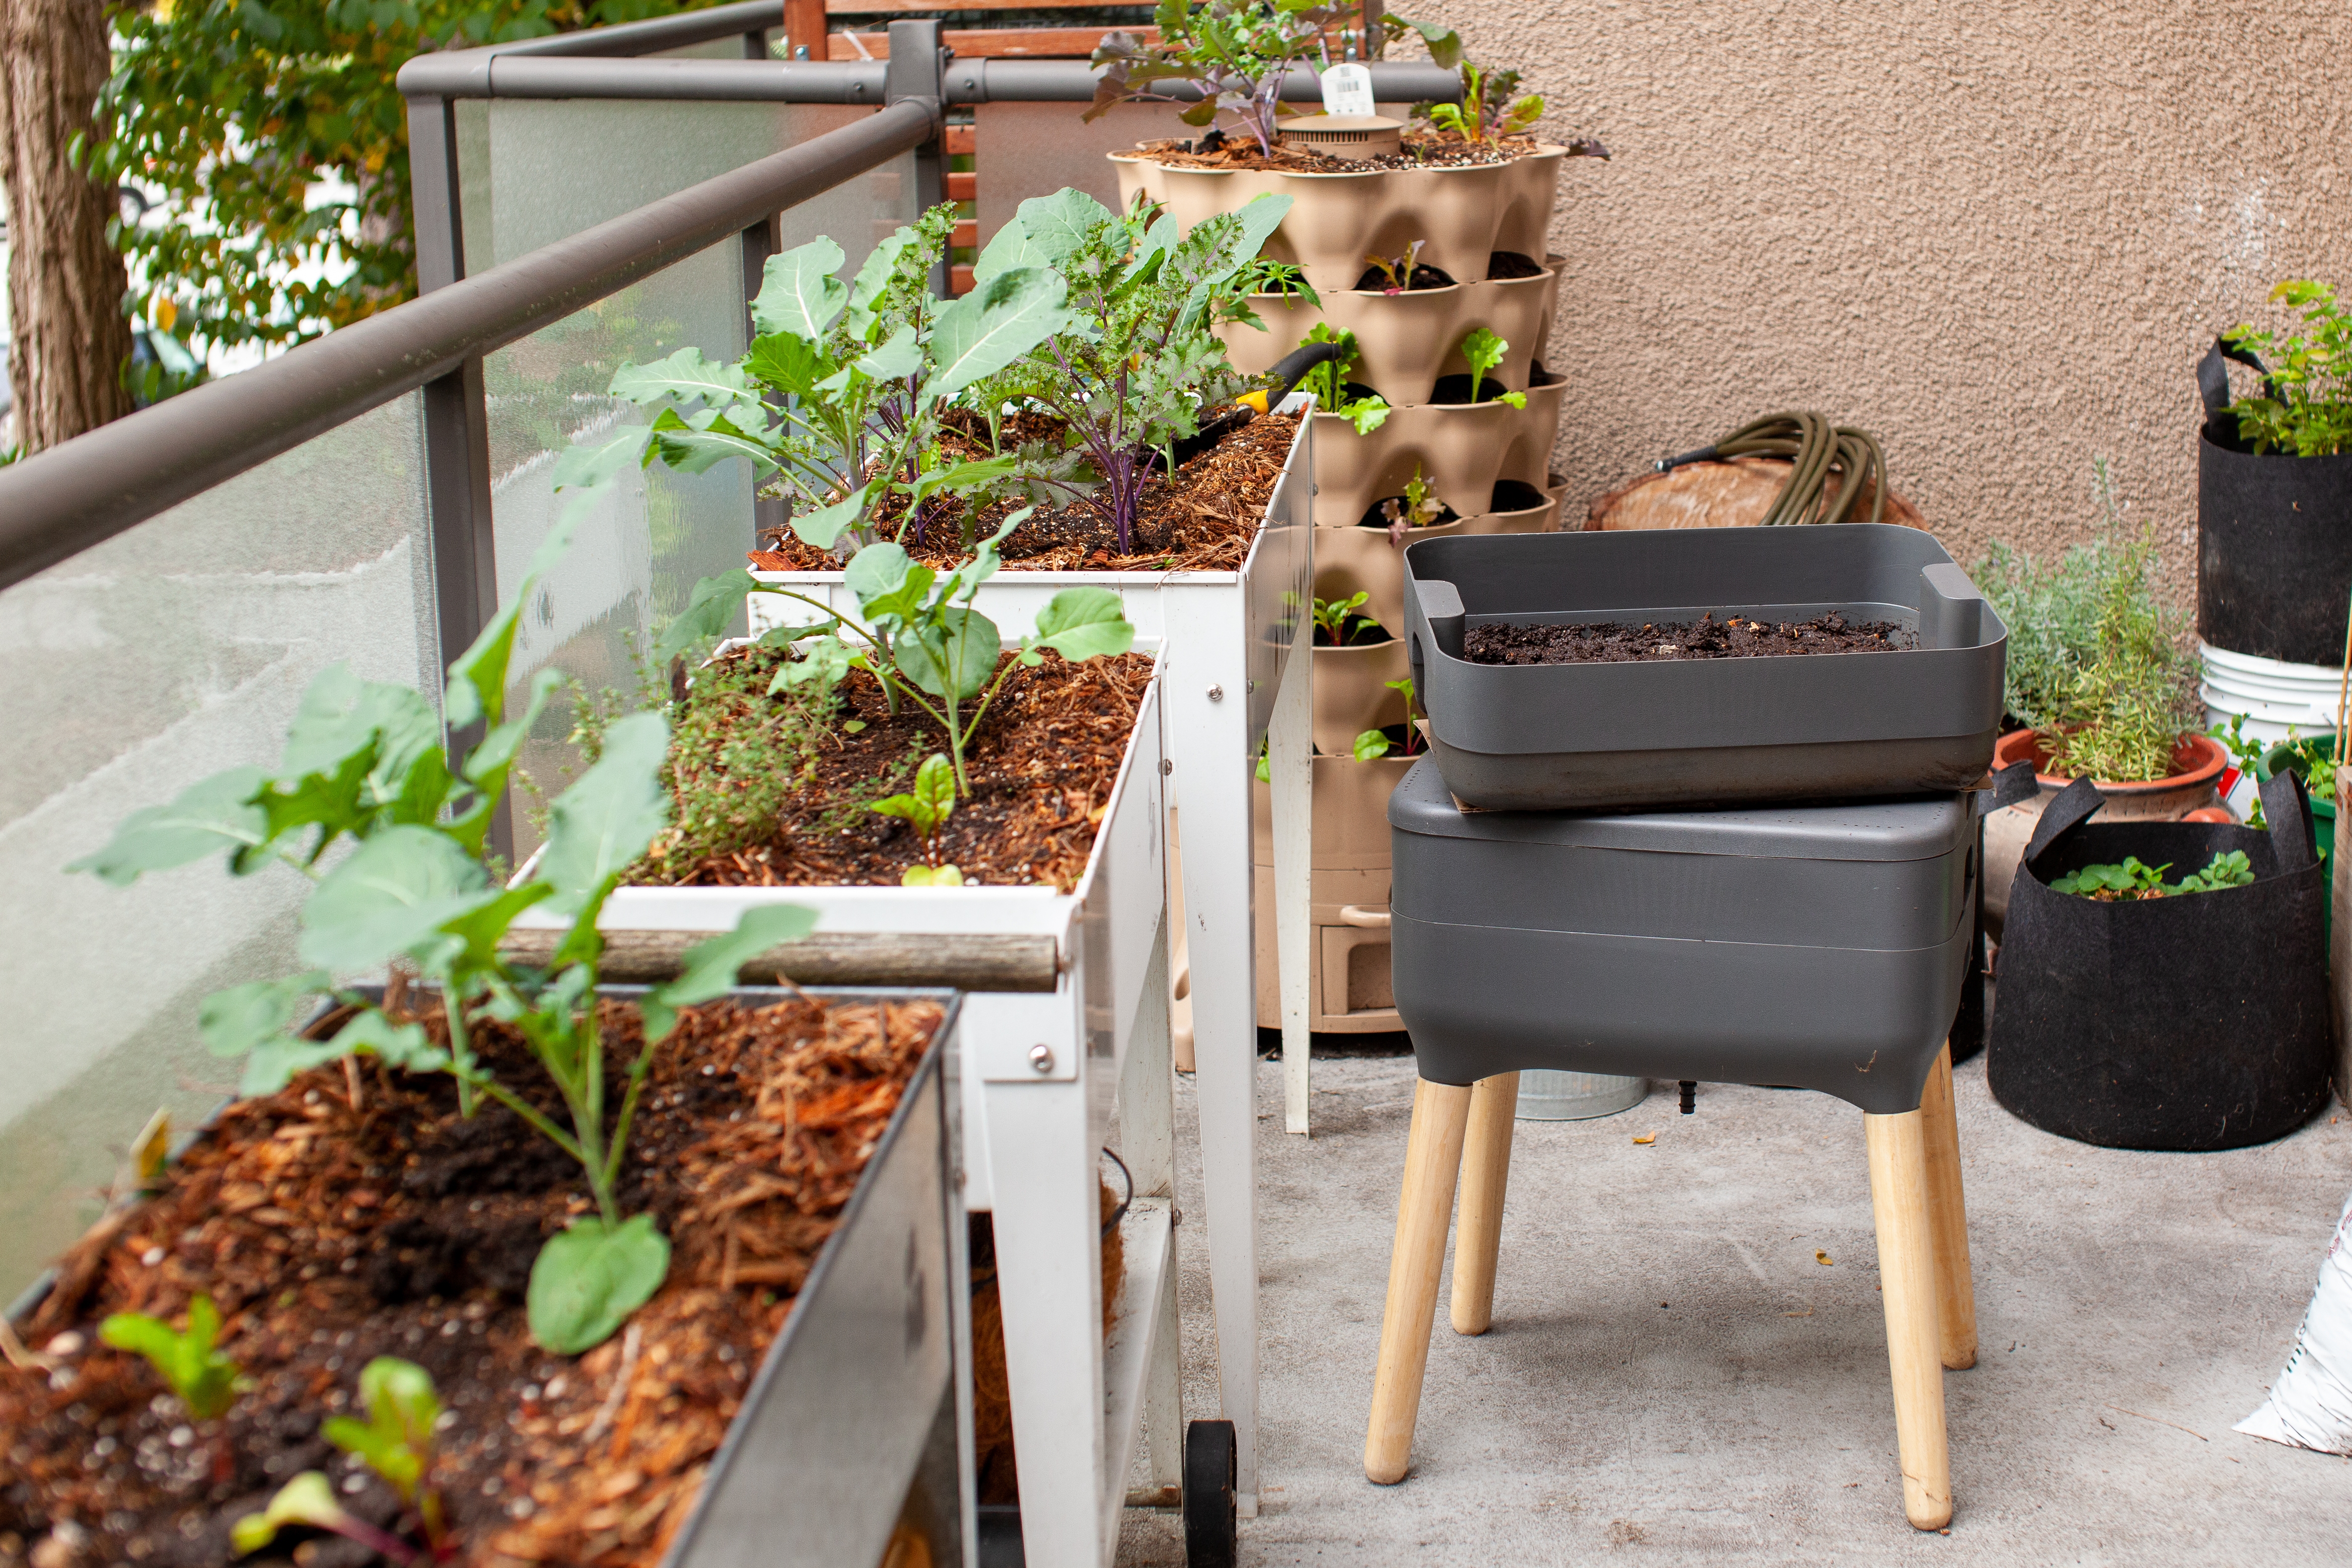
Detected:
left=1463, top=611, right=1915, bottom=665
left=0, top=994, right=944, bottom=1568
left=1487, top=251, right=1547, bottom=280
left=642, top=649, right=1153, bottom=892
left=1316, top=620, right=1393, bottom=648
left=1132, top=132, right=1546, bottom=174
left=1353, top=262, right=1458, bottom=292
left=749, top=413, right=1297, bottom=576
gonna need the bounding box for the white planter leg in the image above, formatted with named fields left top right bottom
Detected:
left=979, top=996, right=1106, bottom=1568
left=1121, top=918, right=1185, bottom=1499
left=1166, top=612, right=1263, bottom=1514
left=1269, top=611, right=1313, bottom=1135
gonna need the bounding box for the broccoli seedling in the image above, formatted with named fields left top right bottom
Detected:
left=100, top=1294, right=241, bottom=1420
left=874, top=753, right=964, bottom=886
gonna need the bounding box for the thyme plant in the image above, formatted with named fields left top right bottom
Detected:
left=71, top=522, right=816, bottom=1355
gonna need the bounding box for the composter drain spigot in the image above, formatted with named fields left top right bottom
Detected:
left=1678, top=1080, right=1696, bottom=1115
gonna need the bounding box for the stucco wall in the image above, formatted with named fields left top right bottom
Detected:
left=1403, top=0, right=2352, bottom=601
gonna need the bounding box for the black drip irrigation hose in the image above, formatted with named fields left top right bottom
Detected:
left=1653, top=412, right=1889, bottom=528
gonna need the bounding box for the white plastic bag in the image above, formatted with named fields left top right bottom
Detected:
left=2237, top=1187, right=2352, bottom=1454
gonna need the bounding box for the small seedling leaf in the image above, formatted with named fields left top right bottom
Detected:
left=639, top=903, right=819, bottom=1045
left=901, top=863, right=965, bottom=887
left=231, top=1472, right=350, bottom=1557
left=1353, top=729, right=1393, bottom=761
left=528, top=1214, right=671, bottom=1354
left=1030, top=587, right=1135, bottom=663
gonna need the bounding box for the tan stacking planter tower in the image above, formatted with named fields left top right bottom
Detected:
left=1112, top=143, right=1569, bottom=293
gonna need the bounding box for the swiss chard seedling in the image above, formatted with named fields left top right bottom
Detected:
left=1312, top=591, right=1382, bottom=646
left=237, top=1356, right=456, bottom=1564
left=71, top=521, right=818, bottom=1356
left=100, top=1294, right=241, bottom=1420
left=874, top=753, right=962, bottom=885
left=1363, top=241, right=1429, bottom=295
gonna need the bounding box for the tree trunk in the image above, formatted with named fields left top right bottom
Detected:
left=0, top=0, right=134, bottom=454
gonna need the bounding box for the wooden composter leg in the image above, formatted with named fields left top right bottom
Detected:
left=1864, top=1109, right=1953, bottom=1531
left=1450, top=1073, right=1521, bottom=1336
left=1364, top=1078, right=1474, bottom=1485
left=1919, top=1042, right=1978, bottom=1370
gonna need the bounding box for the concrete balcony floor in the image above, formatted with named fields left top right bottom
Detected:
left=1122, top=1049, right=2352, bottom=1564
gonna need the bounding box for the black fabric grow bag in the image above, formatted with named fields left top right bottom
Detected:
left=1988, top=766, right=2332, bottom=1151
left=2196, top=339, right=2352, bottom=666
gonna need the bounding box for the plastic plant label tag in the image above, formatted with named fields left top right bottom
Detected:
left=1320, top=64, right=1374, bottom=118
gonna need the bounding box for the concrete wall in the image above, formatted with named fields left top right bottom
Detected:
left=1406, top=0, right=2352, bottom=599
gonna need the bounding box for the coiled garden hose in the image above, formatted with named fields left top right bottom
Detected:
left=1653, top=412, right=1889, bottom=528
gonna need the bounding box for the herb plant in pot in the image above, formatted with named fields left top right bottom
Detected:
left=13, top=526, right=970, bottom=1568
left=1976, top=482, right=2218, bottom=935
left=2196, top=280, right=2352, bottom=670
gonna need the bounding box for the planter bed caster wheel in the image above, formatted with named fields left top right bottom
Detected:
left=1184, top=1418, right=1238, bottom=1568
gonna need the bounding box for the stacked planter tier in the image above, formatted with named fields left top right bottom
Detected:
left=1215, top=257, right=1563, bottom=407
left=1252, top=755, right=1417, bottom=1033
left=1311, top=387, right=1565, bottom=526
left=514, top=666, right=1184, bottom=1568
left=1315, top=486, right=1560, bottom=639
left=1112, top=144, right=1569, bottom=294
left=737, top=410, right=1314, bottom=1533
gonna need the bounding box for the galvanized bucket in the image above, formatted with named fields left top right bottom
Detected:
left=1516, top=1069, right=1648, bottom=1121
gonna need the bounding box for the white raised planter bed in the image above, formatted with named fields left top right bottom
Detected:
left=513, top=656, right=1178, bottom=1568
left=743, top=404, right=1317, bottom=1521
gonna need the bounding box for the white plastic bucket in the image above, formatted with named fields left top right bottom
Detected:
left=2201, top=641, right=2345, bottom=743
left=1516, top=1070, right=1647, bottom=1121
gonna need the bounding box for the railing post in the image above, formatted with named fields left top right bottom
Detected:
left=742, top=26, right=786, bottom=551
left=406, top=91, right=508, bottom=860
left=886, top=18, right=950, bottom=297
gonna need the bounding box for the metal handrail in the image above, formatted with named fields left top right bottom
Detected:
left=0, top=96, right=937, bottom=591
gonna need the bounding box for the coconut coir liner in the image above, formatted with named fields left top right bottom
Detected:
left=641, top=649, right=1151, bottom=892
left=750, top=413, right=1296, bottom=576
left=1, top=994, right=942, bottom=1568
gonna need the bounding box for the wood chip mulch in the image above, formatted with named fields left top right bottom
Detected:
left=0, top=994, right=944, bottom=1568
left=749, top=413, right=1297, bottom=576
left=643, top=649, right=1153, bottom=892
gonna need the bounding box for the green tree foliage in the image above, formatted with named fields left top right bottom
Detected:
left=90, top=0, right=722, bottom=358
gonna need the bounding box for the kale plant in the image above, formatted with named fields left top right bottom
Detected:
left=554, top=206, right=1065, bottom=555
left=71, top=521, right=817, bottom=1355
left=2222, top=279, right=2352, bottom=457
left=964, top=188, right=1295, bottom=553
left=1091, top=0, right=1356, bottom=158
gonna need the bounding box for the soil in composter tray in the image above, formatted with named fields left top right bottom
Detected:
left=0, top=993, right=944, bottom=1568
left=1131, top=132, right=1543, bottom=172
left=1463, top=611, right=1915, bottom=665
left=748, top=413, right=1297, bottom=576
left=637, top=649, right=1153, bottom=891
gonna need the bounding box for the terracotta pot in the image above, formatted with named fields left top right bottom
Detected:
left=1982, top=729, right=2231, bottom=938
left=1314, top=484, right=1559, bottom=636
left=1217, top=262, right=1561, bottom=407
left=1311, top=378, right=1564, bottom=525
left=1111, top=144, right=1568, bottom=294
left=1312, top=636, right=1411, bottom=755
